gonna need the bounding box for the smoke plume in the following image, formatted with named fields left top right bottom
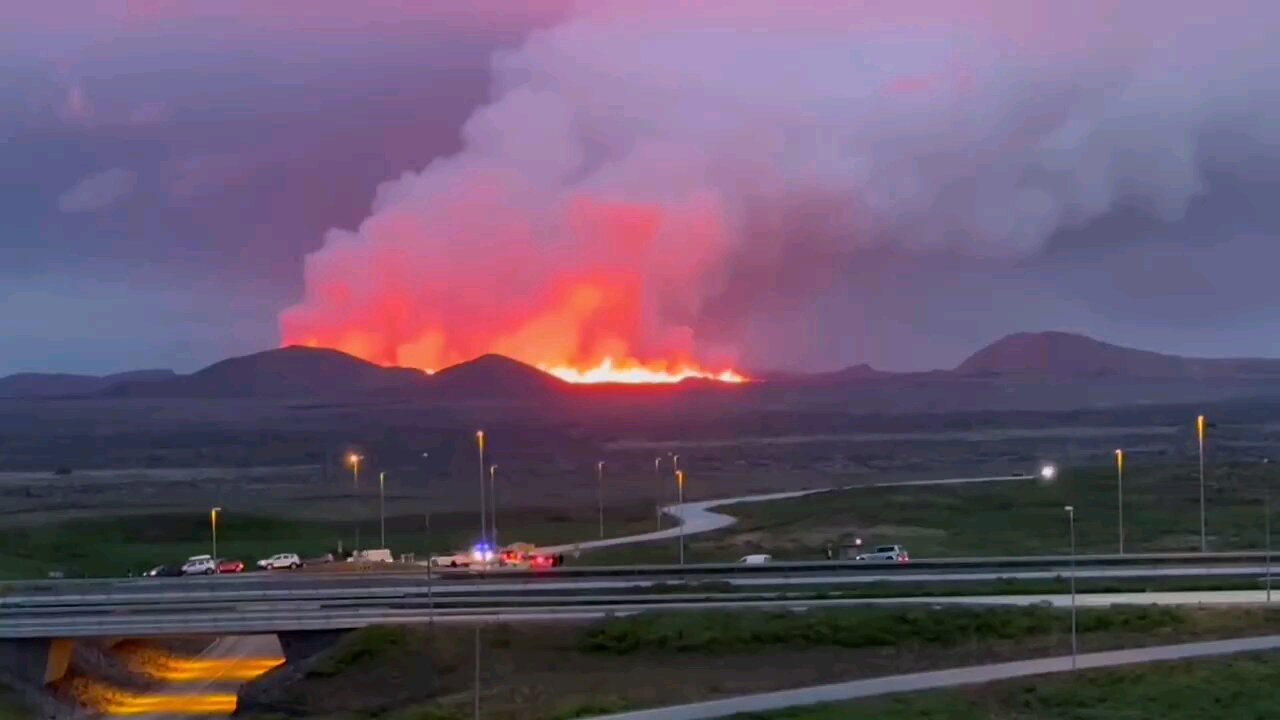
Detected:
left=280, top=0, right=1280, bottom=377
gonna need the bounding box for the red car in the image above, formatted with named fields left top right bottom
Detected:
left=217, top=558, right=245, bottom=574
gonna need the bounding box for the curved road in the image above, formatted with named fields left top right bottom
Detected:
left=540, top=475, right=1029, bottom=555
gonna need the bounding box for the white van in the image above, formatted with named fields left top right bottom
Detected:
left=349, top=549, right=393, bottom=563
left=737, top=554, right=772, bottom=564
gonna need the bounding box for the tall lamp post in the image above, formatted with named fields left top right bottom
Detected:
left=1064, top=504, right=1077, bottom=670
left=476, top=431, right=487, bottom=551
left=489, top=464, right=499, bottom=548
left=1264, top=458, right=1272, bottom=603
left=210, top=506, right=222, bottom=563
left=378, top=472, right=387, bottom=549
left=347, top=453, right=363, bottom=551
left=1198, top=415, right=1207, bottom=552
left=676, top=470, right=686, bottom=565
left=1115, top=449, right=1125, bottom=555
left=654, top=457, right=663, bottom=531
left=596, top=461, right=606, bottom=539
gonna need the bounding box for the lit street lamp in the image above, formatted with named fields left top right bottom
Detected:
left=1115, top=449, right=1125, bottom=555
left=1040, top=464, right=1058, bottom=482
left=210, top=506, right=222, bottom=564
left=476, top=431, right=487, bottom=550
left=676, top=469, right=686, bottom=565
left=1198, top=415, right=1207, bottom=552
left=378, top=472, right=387, bottom=550
left=347, top=453, right=363, bottom=551
left=1064, top=504, right=1077, bottom=670
left=596, top=461, right=606, bottom=540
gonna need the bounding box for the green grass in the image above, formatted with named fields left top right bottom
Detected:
left=307, top=625, right=414, bottom=678
left=578, top=605, right=1216, bottom=655
left=0, top=504, right=658, bottom=578
left=679, top=461, right=1280, bottom=560
left=0, top=683, right=30, bottom=720
left=732, top=652, right=1280, bottom=719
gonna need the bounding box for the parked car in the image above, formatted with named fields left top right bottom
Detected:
left=143, top=565, right=183, bottom=577
left=737, top=554, right=773, bottom=564
left=257, top=553, right=302, bottom=570
left=348, top=549, right=393, bottom=563
left=429, top=552, right=472, bottom=568
left=217, top=558, right=245, bottom=574
left=181, top=555, right=217, bottom=575
left=855, top=545, right=909, bottom=562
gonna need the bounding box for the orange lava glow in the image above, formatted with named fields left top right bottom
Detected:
left=279, top=198, right=749, bottom=385
left=538, top=357, right=747, bottom=384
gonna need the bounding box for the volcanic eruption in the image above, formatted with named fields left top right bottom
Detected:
left=280, top=1, right=1279, bottom=382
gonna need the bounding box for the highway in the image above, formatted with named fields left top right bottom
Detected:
left=590, top=634, right=1280, bottom=720
left=5, top=589, right=1280, bottom=639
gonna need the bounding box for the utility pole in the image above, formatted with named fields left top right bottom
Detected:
left=1065, top=505, right=1077, bottom=671
left=654, top=457, right=663, bottom=531
left=476, top=431, right=487, bottom=552
left=596, top=461, right=606, bottom=539
left=1115, top=448, right=1125, bottom=554
left=1198, top=415, right=1207, bottom=552
left=489, top=464, right=499, bottom=549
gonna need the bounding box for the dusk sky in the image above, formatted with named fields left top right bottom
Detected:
left=4, top=1, right=1279, bottom=377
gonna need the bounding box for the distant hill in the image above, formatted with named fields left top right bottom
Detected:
left=429, top=354, right=566, bottom=399
left=106, top=346, right=426, bottom=398
left=0, top=369, right=175, bottom=398
left=956, top=331, right=1280, bottom=379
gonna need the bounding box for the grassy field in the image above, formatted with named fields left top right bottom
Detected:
left=735, top=651, right=1280, bottom=719
left=240, top=605, right=1280, bottom=720
left=599, top=461, right=1280, bottom=562
left=0, top=504, right=658, bottom=579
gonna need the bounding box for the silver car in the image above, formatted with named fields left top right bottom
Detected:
left=855, top=545, right=909, bottom=562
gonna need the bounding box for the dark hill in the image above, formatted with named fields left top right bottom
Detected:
left=957, top=331, right=1280, bottom=379
left=429, top=354, right=567, bottom=399
left=0, top=369, right=176, bottom=398
left=106, top=346, right=426, bottom=398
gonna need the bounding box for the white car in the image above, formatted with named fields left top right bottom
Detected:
left=257, top=553, right=302, bottom=570
left=737, top=554, right=773, bottom=564
left=855, top=545, right=910, bottom=562
left=181, top=555, right=217, bottom=575
left=429, top=552, right=473, bottom=569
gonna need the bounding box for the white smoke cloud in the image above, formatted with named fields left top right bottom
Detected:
left=284, top=0, right=1280, bottom=371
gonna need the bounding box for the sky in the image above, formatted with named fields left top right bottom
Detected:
left=3, top=1, right=1280, bottom=376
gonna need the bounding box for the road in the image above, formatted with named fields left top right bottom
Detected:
left=7, top=589, right=1280, bottom=639
left=100, top=634, right=281, bottom=718
left=589, top=633, right=1280, bottom=719
left=539, top=474, right=1031, bottom=554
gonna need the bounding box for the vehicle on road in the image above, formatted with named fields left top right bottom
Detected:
left=143, top=565, right=182, bottom=577
left=349, top=549, right=393, bottom=563
left=257, top=553, right=302, bottom=570
left=855, top=545, right=910, bottom=562
left=217, top=558, right=245, bottom=573
left=737, top=554, right=773, bottom=564
left=181, top=555, right=217, bottom=575
left=429, top=551, right=473, bottom=568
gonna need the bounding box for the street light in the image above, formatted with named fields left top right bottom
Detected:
left=596, top=461, right=606, bottom=540
left=210, top=507, right=222, bottom=564
left=1115, top=449, right=1125, bottom=555
left=1040, top=464, right=1058, bottom=482
left=1064, top=504, right=1077, bottom=670
left=489, top=464, right=499, bottom=548
left=1264, top=458, right=1272, bottom=603
left=476, top=431, right=487, bottom=550
left=1197, top=415, right=1207, bottom=552
left=347, top=453, right=363, bottom=551
left=654, top=457, right=663, bottom=531
left=378, top=472, right=387, bottom=550
left=676, top=469, right=686, bottom=565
